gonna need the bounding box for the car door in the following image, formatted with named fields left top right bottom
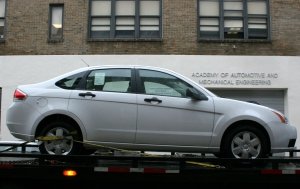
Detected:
left=136, top=69, right=215, bottom=147
left=68, top=68, right=137, bottom=143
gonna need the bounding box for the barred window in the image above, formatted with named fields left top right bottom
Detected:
left=198, top=0, right=270, bottom=40
left=0, top=0, right=6, bottom=40
left=89, top=0, right=162, bottom=40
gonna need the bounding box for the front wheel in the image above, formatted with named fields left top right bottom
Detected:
left=221, top=126, right=269, bottom=159
left=38, top=121, right=83, bottom=155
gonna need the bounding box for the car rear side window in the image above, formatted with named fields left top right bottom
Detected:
left=85, top=69, right=132, bottom=93
left=55, top=71, right=85, bottom=90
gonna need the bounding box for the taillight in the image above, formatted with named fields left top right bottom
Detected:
left=14, top=89, right=27, bottom=101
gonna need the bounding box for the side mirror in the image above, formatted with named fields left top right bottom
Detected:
left=186, top=88, right=208, bottom=101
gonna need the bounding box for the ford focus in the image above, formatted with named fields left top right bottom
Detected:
left=6, top=65, right=297, bottom=158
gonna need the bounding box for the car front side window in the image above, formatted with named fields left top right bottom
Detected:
left=85, top=69, right=132, bottom=93
left=138, top=69, right=195, bottom=98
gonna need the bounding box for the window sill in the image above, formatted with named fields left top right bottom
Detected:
left=87, top=38, right=163, bottom=42
left=198, top=39, right=271, bottom=43
left=48, top=38, right=64, bottom=43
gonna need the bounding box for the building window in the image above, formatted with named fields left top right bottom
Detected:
left=0, top=0, right=6, bottom=40
left=198, top=0, right=270, bottom=41
left=89, top=0, right=162, bottom=40
left=49, top=4, right=64, bottom=41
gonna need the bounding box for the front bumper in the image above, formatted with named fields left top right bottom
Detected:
left=269, top=122, right=297, bottom=153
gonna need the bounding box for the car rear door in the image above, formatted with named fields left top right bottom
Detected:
left=68, top=68, right=137, bottom=143
left=135, top=69, right=215, bottom=148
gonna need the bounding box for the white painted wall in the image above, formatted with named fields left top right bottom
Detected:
left=1, top=55, right=300, bottom=149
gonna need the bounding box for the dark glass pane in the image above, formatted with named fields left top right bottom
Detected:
left=0, top=24, right=4, bottom=38
left=115, top=30, right=135, bottom=38
left=248, top=28, right=267, bottom=39
left=91, top=31, right=110, bottom=38
left=140, top=31, right=160, bottom=38
left=199, top=31, right=220, bottom=39
left=55, top=71, right=86, bottom=90
left=224, top=31, right=244, bottom=39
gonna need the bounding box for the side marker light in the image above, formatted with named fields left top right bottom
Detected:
left=63, top=170, right=77, bottom=177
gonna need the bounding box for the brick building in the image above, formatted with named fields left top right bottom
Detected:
left=0, top=0, right=299, bottom=55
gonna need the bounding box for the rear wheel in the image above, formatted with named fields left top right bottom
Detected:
left=222, top=125, right=269, bottom=159
left=38, top=121, right=83, bottom=155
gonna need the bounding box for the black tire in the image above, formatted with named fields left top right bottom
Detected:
left=38, top=121, right=83, bottom=155
left=221, top=125, right=269, bottom=159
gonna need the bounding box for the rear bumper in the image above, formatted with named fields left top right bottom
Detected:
left=6, top=101, right=40, bottom=142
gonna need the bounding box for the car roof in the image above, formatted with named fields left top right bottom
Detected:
left=88, top=65, right=171, bottom=71
left=92, top=65, right=183, bottom=74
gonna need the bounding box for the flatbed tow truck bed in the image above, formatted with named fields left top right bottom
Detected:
left=0, top=142, right=300, bottom=188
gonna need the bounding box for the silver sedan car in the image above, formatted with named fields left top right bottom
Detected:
left=6, top=65, right=297, bottom=158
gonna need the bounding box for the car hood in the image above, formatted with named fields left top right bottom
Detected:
left=212, top=96, right=280, bottom=125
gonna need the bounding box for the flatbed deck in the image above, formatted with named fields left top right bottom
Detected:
left=0, top=142, right=300, bottom=188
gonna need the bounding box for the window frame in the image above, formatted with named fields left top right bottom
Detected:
left=88, top=0, right=162, bottom=41
left=82, top=68, right=136, bottom=94
left=48, top=4, right=64, bottom=42
left=197, top=0, right=271, bottom=42
left=0, top=0, right=7, bottom=41
left=136, top=69, right=200, bottom=99
left=55, top=71, right=87, bottom=90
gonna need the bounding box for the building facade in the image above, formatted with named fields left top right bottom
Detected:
left=0, top=0, right=299, bottom=55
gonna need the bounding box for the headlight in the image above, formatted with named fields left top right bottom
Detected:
left=272, top=110, right=288, bottom=124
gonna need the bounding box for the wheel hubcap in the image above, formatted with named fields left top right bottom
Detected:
left=231, top=131, right=261, bottom=159
left=44, top=127, right=73, bottom=155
